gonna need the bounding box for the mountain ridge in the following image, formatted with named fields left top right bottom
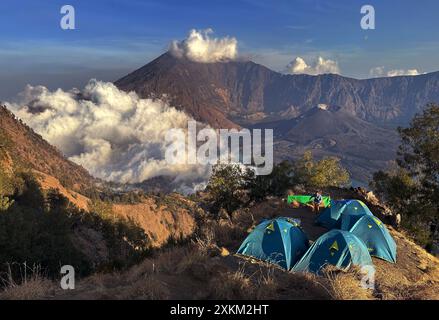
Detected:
left=114, top=52, right=439, bottom=182
left=115, top=52, right=439, bottom=129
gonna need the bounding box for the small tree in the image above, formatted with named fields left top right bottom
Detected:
left=371, top=104, right=439, bottom=248
left=397, top=103, right=439, bottom=210
left=309, top=157, right=350, bottom=188
left=205, top=164, right=249, bottom=215
left=247, top=161, right=295, bottom=201
left=293, top=150, right=314, bottom=185
left=293, top=151, right=350, bottom=188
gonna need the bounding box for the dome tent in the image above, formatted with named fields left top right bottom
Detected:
left=339, top=200, right=374, bottom=230
left=316, top=199, right=373, bottom=230
left=292, top=229, right=373, bottom=274
left=315, top=200, right=350, bottom=229
left=344, top=215, right=397, bottom=263
left=237, top=217, right=309, bottom=270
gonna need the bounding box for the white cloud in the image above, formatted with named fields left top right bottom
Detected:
left=169, top=28, right=238, bottom=63
left=6, top=80, right=210, bottom=189
left=369, top=66, right=385, bottom=77
left=285, top=56, right=340, bottom=75
left=369, top=66, right=420, bottom=77
left=387, top=69, right=420, bottom=77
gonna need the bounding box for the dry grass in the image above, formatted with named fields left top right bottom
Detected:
left=120, top=274, right=170, bottom=300
left=0, top=266, right=56, bottom=300
left=252, top=268, right=280, bottom=299
left=206, top=219, right=244, bottom=249
left=318, top=267, right=374, bottom=300
left=158, top=246, right=209, bottom=276
left=208, top=266, right=254, bottom=299
left=6, top=195, right=439, bottom=300
left=0, top=277, right=55, bottom=300
left=374, top=280, right=439, bottom=300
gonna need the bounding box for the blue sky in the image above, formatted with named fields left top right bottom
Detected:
left=1, top=0, right=438, bottom=99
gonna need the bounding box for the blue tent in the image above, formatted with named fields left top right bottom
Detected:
left=316, top=200, right=350, bottom=229
left=292, top=230, right=373, bottom=274
left=344, top=215, right=397, bottom=263
left=316, top=199, right=373, bottom=230
left=237, top=217, right=309, bottom=270
left=339, top=200, right=374, bottom=230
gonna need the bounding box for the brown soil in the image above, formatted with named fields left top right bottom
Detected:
left=35, top=171, right=90, bottom=211
left=112, top=198, right=197, bottom=248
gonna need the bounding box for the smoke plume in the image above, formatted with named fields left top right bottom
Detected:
left=169, top=28, right=238, bottom=63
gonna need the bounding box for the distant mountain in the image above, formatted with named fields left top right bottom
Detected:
left=115, top=52, right=439, bottom=183
left=0, top=105, right=95, bottom=191
left=115, top=52, right=439, bottom=128
left=251, top=105, right=399, bottom=182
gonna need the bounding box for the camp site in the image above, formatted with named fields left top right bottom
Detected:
left=1, top=1, right=438, bottom=304
left=237, top=194, right=397, bottom=275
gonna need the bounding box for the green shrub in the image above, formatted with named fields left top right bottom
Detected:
left=247, top=160, right=295, bottom=201
left=293, top=151, right=350, bottom=188
left=371, top=104, right=439, bottom=249
left=205, top=164, right=250, bottom=215
left=0, top=195, right=14, bottom=211
left=0, top=167, right=19, bottom=196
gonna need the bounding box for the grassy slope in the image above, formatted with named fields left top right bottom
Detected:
left=7, top=195, right=436, bottom=300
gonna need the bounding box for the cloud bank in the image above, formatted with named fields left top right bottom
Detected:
left=369, top=66, right=420, bottom=77
left=7, top=80, right=210, bottom=187
left=285, top=56, right=340, bottom=75
left=169, top=28, right=238, bottom=63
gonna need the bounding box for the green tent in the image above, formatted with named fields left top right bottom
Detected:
left=287, top=195, right=331, bottom=207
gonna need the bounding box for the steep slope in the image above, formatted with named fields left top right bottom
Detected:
left=115, top=52, right=439, bottom=128
left=115, top=52, right=250, bottom=128
left=0, top=105, right=95, bottom=191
